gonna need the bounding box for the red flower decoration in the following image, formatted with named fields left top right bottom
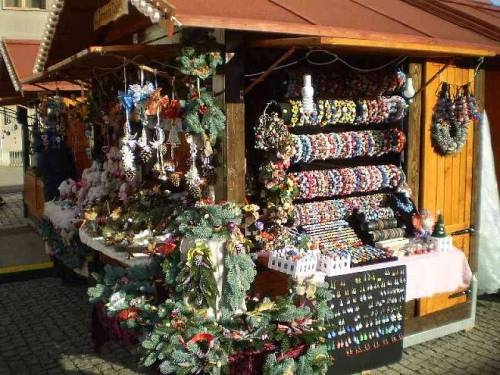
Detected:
left=199, top=105, right=208, bottom=115
left=188, top=333, right=215, bottom=346
left=156, top=240, right=177, bottom=256
left=118, top=307, right=139, bottom=321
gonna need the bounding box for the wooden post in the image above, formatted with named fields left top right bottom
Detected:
left=406, top=62, right=423, bottom=207
left=470, top=69, right=485, bottom=274
left=221, top=32, right=246, bottom=203
left=17, top=105, right=29, bottom=218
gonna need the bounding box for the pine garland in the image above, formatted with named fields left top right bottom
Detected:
left=170, top=202, right=242, bottom=240
left=221, top=253, right=257, bottom=322
left=184, top=90, right=226, bottom=145
left=87, top=259, right=162, bottom=330
left=177, top=47, right=223, bottom=80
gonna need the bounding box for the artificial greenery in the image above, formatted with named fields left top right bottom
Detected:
left=140, top=300, right=230, bottom=375
left=177, top=47, right=223, bottom=80
left=184, top=90, right=226, bottom=144
left=83, top=186, right=178, bottom=251
left=86, top=196, right=335, bottom=373
left=263, top=345, right=330, bottom=375
left=221, top=253, right=257, bottom=322
left=88, top=258, right=162, bottom=330
left=169, top=202, right=242, bottom=240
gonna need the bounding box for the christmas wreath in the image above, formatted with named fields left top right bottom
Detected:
left=431, top=83, right=480, bottom=155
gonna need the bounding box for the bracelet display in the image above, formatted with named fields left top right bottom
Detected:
left=357, top=207, right=396, bottom=222
left=362, top=218, right=399, bottom=232
left=369, top=228, right=407, bottom=242
left=301, top=220, right=363, bottom=251
left=292, top=165, right=404, bottom=199
left=291, top=129, right=406, bottom=163
left=289, top=96, right=407, bottom=127
left=294, top=194, right=387, bottom=226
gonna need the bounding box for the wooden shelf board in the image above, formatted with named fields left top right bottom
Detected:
left=251, top=36, right=497, bottom=57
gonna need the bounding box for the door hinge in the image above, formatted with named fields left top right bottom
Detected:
left=451, top=226, right=476, bottom=236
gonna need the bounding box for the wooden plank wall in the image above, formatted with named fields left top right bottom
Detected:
left=406, top=62, right=423, bottom=206
left=418, top=62, right=475, bottom=315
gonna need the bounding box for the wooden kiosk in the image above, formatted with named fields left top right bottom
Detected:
left=21, top=0, right=499, bottom=371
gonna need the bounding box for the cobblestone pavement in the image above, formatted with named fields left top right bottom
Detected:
left=0, top=277, right=499, bottom=375
left=0, top=192, right=27, bottom=231
left=372, top=296, right=500, bottom=374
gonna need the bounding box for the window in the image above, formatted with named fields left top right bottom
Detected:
left=3, top=0, right=46, bottom=9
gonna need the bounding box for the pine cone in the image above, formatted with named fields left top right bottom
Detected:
left=188, top=183, right=202, bottom=200
left=194, top=254, right=203, bottom=266
left=202, top=165, right=216, bottom=184
left=169, top=173, right=182, bottom=188
left=140, top=147, right=153, bottom=163
left=124, top=170, right=136, bottom=181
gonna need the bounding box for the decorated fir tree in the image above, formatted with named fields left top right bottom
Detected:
left=432, top=211, right=447, bottom=238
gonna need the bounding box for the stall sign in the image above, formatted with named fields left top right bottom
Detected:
left=94, top=0, right=129, bottom=31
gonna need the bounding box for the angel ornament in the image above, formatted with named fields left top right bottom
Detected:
left=166, top=117, right=182, bottom=160
left=185, top=134, right=203, bottom=199
left=151, top=127, right=168, bottom=181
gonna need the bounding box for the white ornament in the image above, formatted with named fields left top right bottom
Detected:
left=301, top=74, right=314, bottom=115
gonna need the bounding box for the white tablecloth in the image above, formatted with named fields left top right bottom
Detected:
left=331, top=248, right=472, bottom=301
left=79, top=227, right=158, bottom=267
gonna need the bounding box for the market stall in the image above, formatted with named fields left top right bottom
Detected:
left=18, top=0, right=500, bottom=374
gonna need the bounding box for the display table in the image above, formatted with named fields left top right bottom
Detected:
left=327, top=248, right=472, bottom=301
left=79, top=227, right=157, bottom=267
left=42, top=201, right=90, bottom=277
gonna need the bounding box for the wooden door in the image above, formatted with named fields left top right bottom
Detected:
left=418, top=62, right=475, bottom=316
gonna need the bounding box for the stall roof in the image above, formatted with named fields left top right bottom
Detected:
left=24, top=44, right=179, bottom=85
left=33, top=0, right=499, bottom=75
left=405, top=0, right=500, bottom=43
left=0, top=39, right=78, bottom=105
left=0, top=39, right=41, bottom=97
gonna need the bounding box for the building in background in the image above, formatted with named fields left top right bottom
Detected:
left=0, top=0, right=51, bottom=168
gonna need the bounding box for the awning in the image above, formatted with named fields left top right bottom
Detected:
left=24, top=44, right=179, bottom=85
left=0, top=39, right=79, bottom=106
left=33, top=0, right=499, bottom=76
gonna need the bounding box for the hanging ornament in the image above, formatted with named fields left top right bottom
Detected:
left=431, top=83, right=469, bottom=155
left=402, top=76, right=415, bottom=101
left=185, top=134, right=203, bottom=199
left=121, top=141, right=136, bottom=180
left=146, top=88, right=163, bottom=115
left=167, top=118, right=182, bottom=160
left=301, top=74, right=315, bottom=115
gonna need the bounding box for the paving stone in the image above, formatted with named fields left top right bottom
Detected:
left=0, top=276, right=499, bottom=374
left=0, top=193, right=26, bottom=230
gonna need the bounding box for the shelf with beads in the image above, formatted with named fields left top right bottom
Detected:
left=290, top=129, right=406, bottom=164
left=285, top=96, right=407, bottom=128
left=294, top=193, right=389, bottom=226
left=283, top=68, right=406, bottom=100
left=301, top=220, right=363, bottom=251
left=299, top=218, right=395, bottom=267
left=290, top=164, right=404, bottom=200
